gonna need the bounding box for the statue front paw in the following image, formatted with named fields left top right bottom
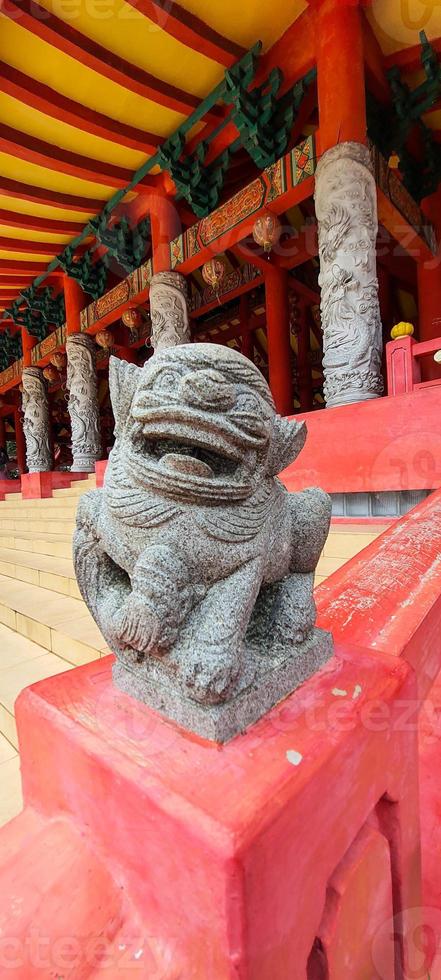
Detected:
left=181, top=651, right=243, bottom=706
left=112, top=595, right=165, bottom=659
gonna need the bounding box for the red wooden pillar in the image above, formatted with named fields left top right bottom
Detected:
left=265, top=265, right=293, bottom=416
left=0, top=417, right=5, bottom=451
left=297, top=301, right=313, bottom=412
left=313, top=0, right=367, bottom=154
left=14, top=407, right=26, bottom=474
left=21, top=327, right=36, bottom=369
left=239, top=294, right=253, bottom=360
left=418, top=188, right=441, bottom=380
left=151, top=194, right=181, bottom=274
left=64, top=276, right=87, bottom=336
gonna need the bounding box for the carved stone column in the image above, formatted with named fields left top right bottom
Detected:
left=149, top=271, right=191, bottom=350
left=314, top=142, right=384, bottom=407
left=66, top=334, right=101, bottom=472
left=21, top=367, right=52, bottom=473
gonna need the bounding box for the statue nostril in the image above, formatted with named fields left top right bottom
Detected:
left=180, top=370, right=236, bottom=411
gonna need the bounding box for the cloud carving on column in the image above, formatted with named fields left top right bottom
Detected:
left=21, top=367, right=52, bottom=473
left=315, top=142, right=384, bottom=407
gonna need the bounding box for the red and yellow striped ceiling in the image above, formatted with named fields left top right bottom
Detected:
left=0, top=0, right=440, bottom=306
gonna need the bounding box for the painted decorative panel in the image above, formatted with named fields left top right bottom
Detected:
left=80, top=260, right=153, bottom=331
left=170, top=136, right=317, bottom=268
left=370, top=142, right=437, bottom=255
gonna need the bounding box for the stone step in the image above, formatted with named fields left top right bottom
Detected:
left=323, top=528, right=385, bottom=560
left=0, top=622, right=76, bottom=754
left=52, top=479, right=96, bottom=497
left=0, top=508, right=78, bottom=525
left=0, top=518, right=74, bottom=535
left=0, top=573, right=107, bottom=667
left=0, top=497, right=80, bottom=511
left=0, top=529, right=72, bottom=559
left=316, top=554, right=349, bottom=579
left=0, top=546, right=80, bottom=598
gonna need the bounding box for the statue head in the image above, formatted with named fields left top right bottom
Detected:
left=108, top=344, right=305, bottom=504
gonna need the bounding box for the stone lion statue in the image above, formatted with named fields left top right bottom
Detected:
left=74, top=343, right=332, bottom=740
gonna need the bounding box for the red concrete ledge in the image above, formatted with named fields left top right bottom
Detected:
left=316, top=488, right=441, bottom=700
left=283, top=385, right=441, bottom=494
left=21, top=471, right=89, bottom=499
left=0, top=478, right=20, bottom=500
left=95, top=459, right=107, bottom=488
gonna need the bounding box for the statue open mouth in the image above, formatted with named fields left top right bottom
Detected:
left=126, top=422, right=256, bottom=502
left=143, top=437, right=239, bottom=479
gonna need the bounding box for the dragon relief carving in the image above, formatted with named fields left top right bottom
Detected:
left=315, top=142, right=384, bottom=406
left=66, top=335, right=101, bottom=472
left=149, top=271, right=191, bottom=350
left=21, top=367, right=52, bottom=473
left=74, top=344, right=332, bottom=737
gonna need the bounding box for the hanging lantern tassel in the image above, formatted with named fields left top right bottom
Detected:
left=253, top=212, right=282, bottom=255
left=202, top=258, right=226, bottom=303
left=50, top=352, right=67, bottom=371
left=95, top=329, right=114, bottom=350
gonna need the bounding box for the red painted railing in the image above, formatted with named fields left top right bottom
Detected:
left=386, top=334, right=441, bottom=396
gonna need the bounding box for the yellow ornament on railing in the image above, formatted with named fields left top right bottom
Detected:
left=390, top=322, right=414, bottom=340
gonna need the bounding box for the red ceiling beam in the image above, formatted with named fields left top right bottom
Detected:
left=3, top=0, right=223, bottom=121
left=0, top=209, right=83, bottom=236
left=0, top=63, right=162, bottom=155
left=0, top=125, right=140, bottom=189
left=0, top=237, right=67, bottom=256
left=0, top=176, right=103, bottom=213
left=126, top=0, right=245, bottom=67
left=0, top=259, right=62, bottom=274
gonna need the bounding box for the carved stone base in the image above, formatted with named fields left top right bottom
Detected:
left=113, top=628, right=333, bottom=743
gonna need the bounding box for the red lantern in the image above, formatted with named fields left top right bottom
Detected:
left=252, top=212, right=282, bottom=253
left=95, top=329, right=114, bottom=349
left=202, top=258, right=226, bottom=291
left=43, top=365, right=59, bottom=384
left=122, top=308, right=142, bottom=329
left=50, top=352, right=66, bottom=371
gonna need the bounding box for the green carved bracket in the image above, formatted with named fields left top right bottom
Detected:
left=226, top=66, right=317, bottom=170
left=90, top=215, right=150, bottom=273
left=57, top=247, right=108, bottom=300
left=20, top=285, right=65, bottom=328
left=0, top=328, right=22, bottom=371
left=368, top=31, right=441, bottom=201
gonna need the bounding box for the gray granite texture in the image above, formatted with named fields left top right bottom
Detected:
left=73, top=343, right=333, bottom=742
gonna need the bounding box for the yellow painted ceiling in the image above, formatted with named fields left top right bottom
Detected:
left=0, top=0, right=439, bottom=309
left=368, top=1, right=441, bottom=55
